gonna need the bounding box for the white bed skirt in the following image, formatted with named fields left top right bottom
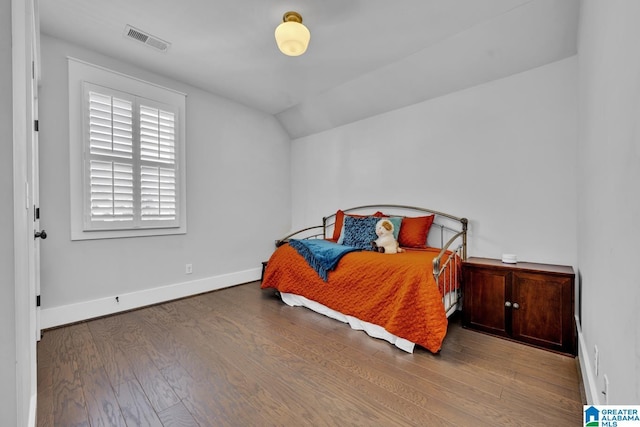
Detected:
left=279, top=292, right=416, bottom=353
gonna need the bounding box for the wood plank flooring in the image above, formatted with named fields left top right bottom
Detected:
left=37, top=281, right=585, bottom=426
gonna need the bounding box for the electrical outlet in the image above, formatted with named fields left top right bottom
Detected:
left=603, top=374, right=609, bottom=404
left=185, top=263, right=193, bottom=274
left=594, top=345, right=599, bottom=376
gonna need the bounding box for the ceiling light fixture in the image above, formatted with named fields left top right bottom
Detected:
left=274, top=11, right=310, bottom=56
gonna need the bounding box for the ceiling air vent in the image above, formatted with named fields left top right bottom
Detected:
left=124, top=25, right=170, bottom=52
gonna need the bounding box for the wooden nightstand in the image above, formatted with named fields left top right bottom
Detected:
left=462, top=257, right=576, bottom=356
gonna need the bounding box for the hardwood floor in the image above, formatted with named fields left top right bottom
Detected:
left=37, top=281, right=585, bottom=426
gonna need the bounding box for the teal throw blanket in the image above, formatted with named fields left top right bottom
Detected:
left=288, top=239, right=361, bottom=281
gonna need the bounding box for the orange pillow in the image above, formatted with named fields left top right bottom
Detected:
left=398, top=215, right=435, bottom=248
left=331, top=210, right=385, bottom=241
left=331, top=210, right=346, bottom=241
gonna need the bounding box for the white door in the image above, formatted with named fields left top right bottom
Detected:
left=30, top=25, right=43, bottom=341
left=13, top=0, right=41, bottom=424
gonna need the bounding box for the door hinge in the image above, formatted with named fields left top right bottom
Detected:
left=36, top=295, right=41, bottom=307
left=34, top=119, right=39, bottom=132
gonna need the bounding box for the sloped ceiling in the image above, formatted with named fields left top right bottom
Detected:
left=39, top=0, right=579, bottom=138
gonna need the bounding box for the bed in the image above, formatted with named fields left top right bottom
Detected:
left=261, top=205, right=468, bottom=353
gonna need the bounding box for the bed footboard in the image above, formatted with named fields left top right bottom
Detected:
left=435, top=246, right=463, bottom=316
left=433, top=218, right=468, bottom=315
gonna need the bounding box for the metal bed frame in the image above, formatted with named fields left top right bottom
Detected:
left=275, top=204, right=468, bottom=316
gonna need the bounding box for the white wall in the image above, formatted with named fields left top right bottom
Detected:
left=38, top=35, right=291, bottom=325
left=1, top=0, right=18, bottom=424
left=291, top=57, right=578, bottom=267
left=578, top=0, right=640, bottom=404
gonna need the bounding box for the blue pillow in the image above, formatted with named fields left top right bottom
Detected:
left=342, top=216, right=378, bottom=250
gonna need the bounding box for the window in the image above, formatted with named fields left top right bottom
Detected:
left=83, top=84, right=178, bottom=229
left=69, top=58, right=186, bottom=240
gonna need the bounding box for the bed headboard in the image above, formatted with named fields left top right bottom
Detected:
left=276, top=204, right=467, bottom=261
left=321, top=205, right=468, bottom=260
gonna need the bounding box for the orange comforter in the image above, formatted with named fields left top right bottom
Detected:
left=261, top=244, right=449, bottom=353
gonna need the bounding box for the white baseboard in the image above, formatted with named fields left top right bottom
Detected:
left=29, top=393, right=36, bottom=427
left=576, top=315, right=599, bottom=405
left=40, top=267, right=261, bottom=329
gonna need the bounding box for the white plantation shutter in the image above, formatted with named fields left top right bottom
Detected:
left=140, top=105, right=175, bottom=163
left=89, top=160, right=134, bottom=222
left=84, top=87, right=135, bottom=228
left=82, top=82, right=181, bottom=231
left=139, top=104, right=177, bottom=222
left=141, top=166, right=176, bottom=221
left=140, top=100, right=177, bottom=224
left=88, top=91, right=133, bottom=158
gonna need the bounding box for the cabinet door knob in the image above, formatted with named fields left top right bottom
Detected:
left=504, top=301, right=512, bottom=307
left=513, top=302, right=520, bottom=309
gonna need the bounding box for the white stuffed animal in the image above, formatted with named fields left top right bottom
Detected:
left=371, top=219, right=404, bottom=254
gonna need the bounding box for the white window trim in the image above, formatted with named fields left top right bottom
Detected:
left=68, top=57, right=187, bottom=240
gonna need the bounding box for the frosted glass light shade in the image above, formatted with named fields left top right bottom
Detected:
left=275, top=12, right=310, bottom=56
